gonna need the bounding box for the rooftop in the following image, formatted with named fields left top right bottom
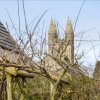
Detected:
left=0, top=22, right=17, bottom=50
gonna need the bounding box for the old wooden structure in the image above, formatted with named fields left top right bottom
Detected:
left=0, top=22, right=34, bottom=100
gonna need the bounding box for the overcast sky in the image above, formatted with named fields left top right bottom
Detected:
left=0, top=0, right=100, bottom=68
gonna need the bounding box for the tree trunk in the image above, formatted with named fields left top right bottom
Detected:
left=50, top=82, right=57, bottom=100
left=6, top=73, right=13, bottom=100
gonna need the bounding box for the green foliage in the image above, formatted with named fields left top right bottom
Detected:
left=0, top=68, right=100, bottom=100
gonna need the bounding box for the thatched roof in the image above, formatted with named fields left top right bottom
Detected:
left=0, top=22, right=34, bottom=78
left=0, top=22, right=16, bottom=50
left=0, top=22, right=23, bottom=64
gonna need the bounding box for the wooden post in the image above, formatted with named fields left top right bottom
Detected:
left=6, top=73, right=13, bottom=100
left=19, top=94, right=24, bottom=100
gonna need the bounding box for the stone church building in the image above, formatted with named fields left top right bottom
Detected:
left=48, top=18, right=74, bottom=63
left=42, top=18, right=74, bottom=73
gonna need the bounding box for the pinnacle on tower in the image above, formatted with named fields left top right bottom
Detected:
left=65, top=18, right=74, bottom=64
left=48, top=19, right=58, bottom=43
left=48, top=19, right=58, bottom=55
left=48, top=19, right=57, bottom=35
left=54, top=20, right=58, bottom=39
left=65, top=18, right=73, bottom=39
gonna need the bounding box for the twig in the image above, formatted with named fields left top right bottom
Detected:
left=74, top=0, right=86, bottom=32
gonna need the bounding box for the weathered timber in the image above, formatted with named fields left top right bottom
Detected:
left=0, top=63, right=30, bottom=68
left=6, top=67, right=17, bottom=76
left=22, top=68, right=69, bottom=85
left=17, top=70, right=34, bottom=78
left=6, top=73, right=13, bottom=100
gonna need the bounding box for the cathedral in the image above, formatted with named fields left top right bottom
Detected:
left=42, top=18, right=74, bottom=73
left=47, top=18, right=100, bottom=81
left=48, top=18, right=74, bottom=63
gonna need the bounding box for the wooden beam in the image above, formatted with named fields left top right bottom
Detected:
left=17, top=70, right=34, bottom=78
left=6, top=73, right=13, bottom=100
left=0, top=63, right=30, bottom=68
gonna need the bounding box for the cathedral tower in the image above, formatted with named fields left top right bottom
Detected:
left=48, top=18, right=74, bottom=63
left=65, top=18, right=74, bottom=63
left=48, top=19, right=58, bottom=55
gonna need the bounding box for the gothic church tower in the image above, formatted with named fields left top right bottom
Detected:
left=65, top=18, right=74, bottom=63
left=48, top=18, right=74, bottom=63
left=48, top=19, right=58, bottom=55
